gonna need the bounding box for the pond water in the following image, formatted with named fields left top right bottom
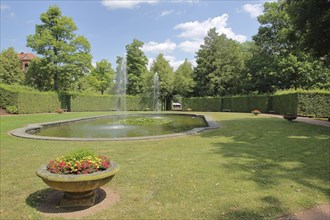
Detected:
left=30, top=114, right=208, bottom=138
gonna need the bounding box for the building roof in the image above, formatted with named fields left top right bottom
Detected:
left=17, top=52, right=37, bottom=61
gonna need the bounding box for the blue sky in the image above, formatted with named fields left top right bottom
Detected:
left=1, top=0, right=270, bottom=69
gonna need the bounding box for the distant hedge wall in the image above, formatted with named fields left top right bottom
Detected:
left=271, top=90, right=330, bottom=117
left=69, top=95, right=152, bottom=112
left=222, top=95, right=269, bottom=112
left=17, top=92, right=60, bottom=114
left=0, top=84, right=61, bottom=114
left=1, top=83, right=328, bottom=117
left=181, top=97, right=221, bottom=112
left=70, top=95, right=114, bottom=112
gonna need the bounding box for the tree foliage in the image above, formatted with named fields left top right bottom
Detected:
left=149, top=54, right=174, bottom=109
left=25, top=57, right=53, bottom=91
left=246, top=0, right=330, bottom=93
left=287, top=0, right=330, bottom=63
left=126, top=39, right=148, bottom=95
left=174, top=59, right=195, bottom=97
left=89, top=59, right=114, bottom=95
left=193, top=28, right=244, bottom=96
left=26, top=5, right=92, bottom=92
left=0, top=47, right=23, bottom=84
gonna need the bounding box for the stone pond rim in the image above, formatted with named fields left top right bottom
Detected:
left=10, top=113, right=220, bottom=141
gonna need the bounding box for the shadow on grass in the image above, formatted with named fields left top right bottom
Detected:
left=26, top=188, right=107, bottom=213
left=201, top=117, right=330, bottom=218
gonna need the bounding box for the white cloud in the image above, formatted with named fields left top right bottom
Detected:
left=0, top=3, right=10, bottom=11
left=174, top=14, right=247, bottom=50
left=101, top=0, right=159, bottom=10
left=161, top=10, right=174, bottom=16
left=142, top=39, right=176, bottom=54
left=9, top=12, right=15, bottom=17
left=242, top=3, right=263, bottom=18
left=177, top=40, right=203, bottom=53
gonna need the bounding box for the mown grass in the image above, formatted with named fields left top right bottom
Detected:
left=0, top=112, right=329, bottom=219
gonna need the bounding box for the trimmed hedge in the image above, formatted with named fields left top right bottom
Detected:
left=223, top=95, right=269, bottom=113
left=0, top=85, right=18, bottom=109
left=70, top=95, right=114, bottom=112
left=0, top=84, right=61, bottom=114
left=70, top=95, right=151, bottom=112
left=271, top=90, right=330, bottom=117
left=1, top=83, right=328, bottom=117
left=181, top=97, right=221, bottom=112
left=271, top=93, right=298, bottom=115
left=17, top=92, right=60, bottom=114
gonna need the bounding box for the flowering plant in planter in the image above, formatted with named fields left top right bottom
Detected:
left=37, top=149, right=119, bottom=207
left=251, top=109, right=261, bottom=116
left=47, top=149, right=111, bottom=175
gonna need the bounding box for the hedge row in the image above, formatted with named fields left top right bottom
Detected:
left=1, top=84, right=329, bottom=117
left=0, top=84, right=60, bottom=114
left=69, top=95, right=152, bottom=112
left=183, top=95, right=269, bottom=113
left=0, top=84, right=154, bottom=113
left=182, top=91, right=330, bottom=117
left=221, top=95, right=269, bottom=113
left=181, top=97, right=221, bottom=112
left=271, top=90, right=330, bottom=117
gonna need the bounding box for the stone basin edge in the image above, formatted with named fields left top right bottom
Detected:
left=10, top=113, right=220, bottom=141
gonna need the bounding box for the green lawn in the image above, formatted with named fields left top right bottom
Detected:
left=0, top=112, right=329, bottom=219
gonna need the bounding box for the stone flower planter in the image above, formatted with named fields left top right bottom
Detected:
left=283, top=115, right=297, bottom=121
left=36, top=161, right=119, bottom=207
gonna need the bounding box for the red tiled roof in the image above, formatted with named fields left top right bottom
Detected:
left=17, top=52, right=37, bottom=61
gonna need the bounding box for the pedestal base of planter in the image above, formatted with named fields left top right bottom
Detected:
left=60, top=190, right=96, bottom=207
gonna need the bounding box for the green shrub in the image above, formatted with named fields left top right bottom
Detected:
left=6, top=105, right=18, bottom=114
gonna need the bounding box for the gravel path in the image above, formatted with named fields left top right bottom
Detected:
left=261, top=114, right=330, bottom=127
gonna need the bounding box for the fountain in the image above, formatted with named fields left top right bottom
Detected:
left=153, top=72, right=160, bottom=111
left=115, top=56, right=127, bottom=112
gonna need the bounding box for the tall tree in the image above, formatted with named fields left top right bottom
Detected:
left=287, top=0, right=330, bottom=63
left=248, top=0, right=330, bottom=92
left=193, top=28, right=244, bottom=96
left=149, top=54, right=174, bottom=110
left=0, top=47, right=23, bottom=84
left=126, top=39, right=148, bottom=95
left=174, top=59, right=195, bottom=97
left=89, top=59, right=114, bottom=95
left=26, top=5, right=92, bottom=92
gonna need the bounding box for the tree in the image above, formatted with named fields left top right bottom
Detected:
left=0, top=47, right=23, bottom=84
left=174, top=59, right=195, bottom=97
left=89, top=59, right=114, bottom=95
left=149, top=54, right=174, bottom=110
left=287, top=0, right=330, bottom=63
left=247, top=0, right=330, bottom=92
left=193, top=28, right=244, bottom=96
left=26, top=5, right=92, bottom=92
left=25, top=57, right=53, bottom=91
left=125, top=39, right=148, bottom=95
